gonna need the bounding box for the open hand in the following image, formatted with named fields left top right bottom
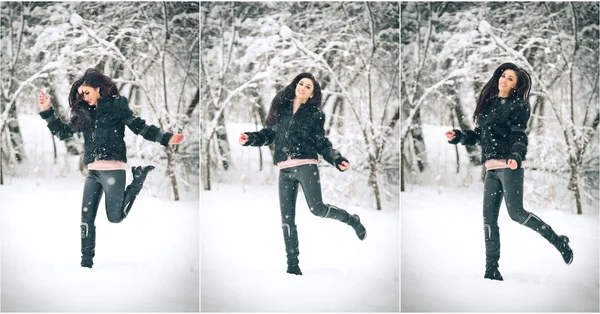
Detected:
left=239, top=133, right=249, bottom=145
left=169, top=134, right=184, bottom=145
left=338, top=161, right=350, bottom=171
left=507, top=159, right=518, bottom=170
left=38, top=90, right=51, bottom=111
left=445, top=130, right=455, bottom=141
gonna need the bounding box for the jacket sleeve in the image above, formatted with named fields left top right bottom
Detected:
left=315, top=111, right=348, bottom=171
left=448, top=127, right=481, bottom=146
left=39, top=107, right=75, bottom=141
left=507, top=101, right=530, bottom=167
left=119, top=97, right=174, bottom=147
left=243, top=126, right=276, bottom=147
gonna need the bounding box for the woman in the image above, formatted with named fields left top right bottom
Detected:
left=239, top=72, right=366, bottom=276
left=445, top=63, right=573, bottom=281
left=38, top=68, right=185, bottom=268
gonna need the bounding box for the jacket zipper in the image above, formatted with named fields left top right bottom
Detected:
left=91, top=112, right=98, bottom=159
left=286, top=104, right=299, bottom=159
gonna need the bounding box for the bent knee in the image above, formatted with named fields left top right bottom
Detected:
left=507, top=209, right=528, bottom=224
left=107, top=212, right=124, bottom=223
left=309, top=203, right=328, bottom=217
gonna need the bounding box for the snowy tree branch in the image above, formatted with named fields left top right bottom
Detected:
left=341, top=3, right=367, bottom=69
left=401, top=67, right=470, bottom=141
left=203, top=71, right=268, bottom=140
left=0, top=62, right=60, bottom=132
left=288, top=35, right=367, bottom=136
left=79, top=20, right=164, bottom=128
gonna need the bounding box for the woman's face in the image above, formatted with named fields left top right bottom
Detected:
left=498, top=69, right=517, bottom=95
left=77, top=85, right=101, bottom=106
left=295, top=78, right=314, bottom=103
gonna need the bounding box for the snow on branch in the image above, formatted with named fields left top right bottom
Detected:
left=287, top=34, right=367, bottom=135
left=401, top=67, right=470, bottom=141
left=203, top=71, right=269, bottom=140
left=77, top=19, right=162, bottom=121
left=0, top=61, right=61, bottom=133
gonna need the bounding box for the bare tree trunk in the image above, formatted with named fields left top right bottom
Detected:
left=326, top=96, right=344, bottom=136
left=528, top=95, right=546, bottom=134
left=400, top=141, right=405, bottom=192
left=7, top=102, right=25, bottom=162
left=52, top=134, right=57, bottom=162
left=204, top=138, right=212, bottom=190
left=0, top=139, right=4, bottom=185
left=215, top=112, right=231, bottom=170
left=410, top=109, right=427, bottom=172
left=569, top=161, right=582, bottom=215
left=185, top=88, right=200, bottom=118
left=166, top=147, right=180, bottom=201
left=369, top=155, right=382, bottom=210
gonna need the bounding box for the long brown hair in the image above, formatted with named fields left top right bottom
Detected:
left=473, top=63, right=531, bottom=124
left=265, top=72, right=322, bottom=127
left=68, top=68, right=120, bottom=130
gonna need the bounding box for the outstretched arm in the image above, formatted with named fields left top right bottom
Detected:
left=315, top=111, right=349, bottom=172
left=117, top=97, right=182, bottom=146
left=38, top=90, right=75, bottom=140
left=445, top=127, right=481, bottom=146
left=240, top=127, right=276, bottom=147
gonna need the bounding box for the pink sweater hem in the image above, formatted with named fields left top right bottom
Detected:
left=485, top=159, right=526, bottom=170
left=277, top=156, right=318, bottom=169
left=87, top=160, right=127, bottom=170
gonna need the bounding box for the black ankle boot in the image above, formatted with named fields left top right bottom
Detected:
left=348, top=214, right=367, bottom=240
left=122, top=165, right=155, bottom=217
left=484, top=266, right=504, bottom=281
left=287, top=265, right=302, bottom=276
left=552, top=235, right=574, bottom=265
left=81, top=257, right=94, bottom=268
left=81, top=223, right=95, bottom=268
left=282, top=223, right=302, bottom=276
left=130, top=165, right=155, bottom=194
left=484, top=223, right=502, bottom=280
left=322, top=204, right=367, bottom=240
left=522, top=213, right=574, bottom=265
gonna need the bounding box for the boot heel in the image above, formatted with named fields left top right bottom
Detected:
left=555, top=235, right=573, bottom=265
left=349, top=214, right=366, bottom=240
left=287, top=265, right=302, bottom=275
left=484, top=267, right=503, bottom=281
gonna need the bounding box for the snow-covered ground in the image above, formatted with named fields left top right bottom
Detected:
left=201, top=184, right=399, bottom=312
left=401, top=124, right=599, bottom=312
left=200, top=122, right=400, bottom=312
left=1, top=114, right=199, bottom=312
left=402, top=185, right=599, bottom=312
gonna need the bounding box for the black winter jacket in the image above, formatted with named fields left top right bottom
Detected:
left=39, top=95, right=173, bottom=165
left=243, top=100, right=348, bottom=171
left=449, top=95, right=530, bottom=168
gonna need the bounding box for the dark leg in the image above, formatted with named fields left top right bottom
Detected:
left=279, top=168, right=302, bottom=275
left=121, top=166, right=155, bottom=218
left=296, top=164, right=366, bottom=240
left=499, top=168, right=573, bottom=265
left=99, top=170, right=127, bottom=223
left=100, top=166, right=155, bottom=223
left=482, top=170, right=504, bottom=280
left=80, top=171, right=103, bottom=268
